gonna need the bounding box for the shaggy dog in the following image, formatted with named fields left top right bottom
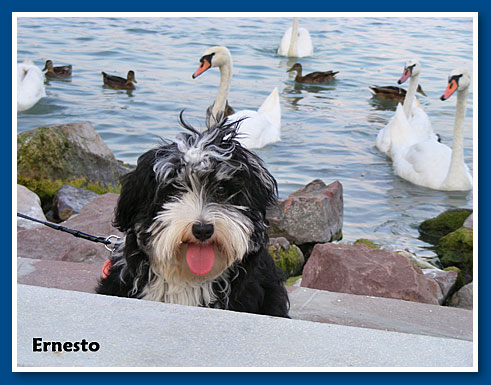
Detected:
left=96, top=115, right=289, bottom=318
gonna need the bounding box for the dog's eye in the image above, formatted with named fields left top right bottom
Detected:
left=215, top=182, right=238, bottom=201
left=216, top=184, right=227, bottom=197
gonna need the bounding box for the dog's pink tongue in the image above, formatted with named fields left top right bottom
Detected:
left=185, top=244, right=215, bottom=276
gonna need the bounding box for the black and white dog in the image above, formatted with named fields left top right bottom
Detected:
left=96, top=115, right=289, bottom=318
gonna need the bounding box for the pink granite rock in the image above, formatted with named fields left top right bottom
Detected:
left=17, top=193, right=122, bottom=263
left=18, top=257, right=102, bottom=293
left=301, top=243, right=440, bottom=305
left=266, top=179, right=343, bottom=244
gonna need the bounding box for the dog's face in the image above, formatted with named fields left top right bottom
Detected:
left=114, top=118, right=277, bottom=288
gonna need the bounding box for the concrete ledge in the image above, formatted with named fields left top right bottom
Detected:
left=16, top=285, right=474, bottom=368
left=17, top=257, right=473, bottom=342
left=289, top=287, right=473, bottom=341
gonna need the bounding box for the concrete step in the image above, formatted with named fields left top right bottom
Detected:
left=16, top=285, right=474, bottom=368
left=289, top=287, right=473, bottom=341
left=17, top=257, right=473, bottom=342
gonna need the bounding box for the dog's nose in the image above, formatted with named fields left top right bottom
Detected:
left=192, top=222, right=214, bottom=242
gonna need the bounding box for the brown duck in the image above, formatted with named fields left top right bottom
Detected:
left=206, top=101, right=235, bottom=123
left=369, top=84, right=426, bottom=102
left=287, top=63, right=338, bottom=84
left=102, top=70, right=137, bottom=90
left=43, top=60, right=72, bottom=78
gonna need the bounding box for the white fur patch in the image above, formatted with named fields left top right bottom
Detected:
left=142, top=183, right=252, bottom=306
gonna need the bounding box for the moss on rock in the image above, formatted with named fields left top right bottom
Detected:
left=419, top=209, right=472, bottom=245
left=269, top=241, right=305, bottom=277
left=354, top=238, right=380, bottom=249
left=17, top=176, right=120, bottom=207
left=285, top=275, right=302, bottom=286
left=17, top=122, right=129, bottom=208
left=436, top=228, right=473, bottom=277
left=18, top=126, right=70, bottom=177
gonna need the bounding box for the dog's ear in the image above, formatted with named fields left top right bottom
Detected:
left=123, top=230, right=149, bottom=279
left=114, top=149, right=158, bottom=232
left=248, top=155, right=278, bottom=210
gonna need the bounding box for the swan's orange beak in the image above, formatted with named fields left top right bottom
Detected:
left=397, top=66, right=412, bottom=84
left=440, top=79, right=458, bottom=101
left=192, top=58, right=211, bottom=79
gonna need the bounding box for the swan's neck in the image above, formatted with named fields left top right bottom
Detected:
left=287, top=18, right=299, bottom=57
left=403, top=73, right=419, bottom=117
left=210, top=60, right=232, bottom=125
left=443, top=87, right=469, bottom=186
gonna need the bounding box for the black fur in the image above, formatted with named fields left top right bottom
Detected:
left=96, top=115, right=289, bottom=318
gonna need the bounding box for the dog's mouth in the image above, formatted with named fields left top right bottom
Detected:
left=185, top=242, right=216, bottom=276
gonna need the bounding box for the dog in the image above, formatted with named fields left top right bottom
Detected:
left=96, top=114, right=290, bottom=318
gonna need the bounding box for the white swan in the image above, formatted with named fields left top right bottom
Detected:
left=376, top=59, right=434, bottom=158
left=17, top=61, right=46, bottom=112
left=192, top=46, right=281, bottom=149
left=277, top=17, right=313, bottom=58
left=392, top=69, right=472, bottom=191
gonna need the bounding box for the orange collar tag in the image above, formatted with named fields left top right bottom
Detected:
left=102, top=259, right=112, bottom=279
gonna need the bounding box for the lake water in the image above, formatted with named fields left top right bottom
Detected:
left=16, top=15, right=475, bottom=259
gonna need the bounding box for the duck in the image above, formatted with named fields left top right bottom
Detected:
left=376, top=59, right=434, bottom=158
left=392, top=69, right=472, bottom=191
left=207, top=100, right=235, bottom=122
left=278, top=17, right=313, bottom=58
left=369, top=84, right=426, bottom=102
left=287, top=63, right=338, bottom=84
left=17, top=61, right=46, bottom=112
left=192, top=46, right=281, bottom=149
left=42, top=60, right=72, bottom=79
left=102, top=70, right=137, bottom=90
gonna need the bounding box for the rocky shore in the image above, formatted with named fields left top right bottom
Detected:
left=17, top=122, right=473, bottom=311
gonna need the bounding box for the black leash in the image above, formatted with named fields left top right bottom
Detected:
left=17, top=212, right=120, bottom=251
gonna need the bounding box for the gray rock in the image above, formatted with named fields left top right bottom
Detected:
left=17, top=193, right=122, bottom=263
left=397, top=250, right=438, bottom=270
left=301, top=243, right=440, bottom=305
left=266, top=179, right=343, bottom=244
left=17, top=121, right=132, bottom=203
left=17, top=185, right=47, bottom=230
left=422, top=269, right=458, bottom=305
left=448, top=282, right=473, bottom=310
left=463, top=213, right=473, bottom=231
left=53, top=184, right=99, bottom=221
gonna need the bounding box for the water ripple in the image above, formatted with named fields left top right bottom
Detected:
left=16, top=16, right=474, bottom=255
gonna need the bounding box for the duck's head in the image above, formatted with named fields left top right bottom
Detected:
left=286, top=63, right=302, bottom=73
left=192, top=46, right=232, bottom=79
left=440, top=68, right=470, bottom=101
left=398, top=59, right=421, bottom=84
left=42, top=60, right=53, bottom=71
left=127, top=70, right=137, bottom=83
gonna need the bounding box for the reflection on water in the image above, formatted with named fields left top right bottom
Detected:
left=283, top=78, right=338, bottom=114
left=16, top=16, right=474, bottom=256
left=368, top=96, right=399, bottom=112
